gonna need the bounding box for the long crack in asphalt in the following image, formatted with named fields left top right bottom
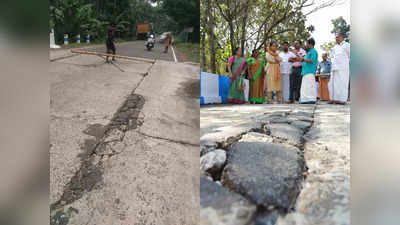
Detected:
left=50, top=60, right=156, bottom=225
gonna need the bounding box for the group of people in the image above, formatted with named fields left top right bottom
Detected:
left=226, top=32, right=350, bottom=105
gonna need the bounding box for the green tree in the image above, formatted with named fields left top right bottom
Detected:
left=331, top=16, right=350, bottom=41
left=320, top=16, right=351, bottom=56
left=161, top=0, right=200, bottom=42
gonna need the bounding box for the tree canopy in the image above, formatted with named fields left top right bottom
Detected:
left=320, top=16, right=351, bottom=57
left=50, top=0, right=199, bottom=43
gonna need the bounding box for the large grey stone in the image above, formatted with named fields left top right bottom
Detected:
left=200, top=149, right=227, bottom=178
left=267, top=123, right=303, bottom=146
left=222, top=142, right=303, bottom=210
left=200, top=176, right=257, bottom=225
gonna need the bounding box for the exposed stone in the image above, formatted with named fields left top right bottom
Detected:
left=267, top=123, right=303, bottom=146
left=269, top=117, right=292, bottom=124
left=222, top=142, right=304, bottom=210
left=200, top=150, right=227, bottom=179
left=254, top=210, right=280, bottom=225
left=288, top=115, right=313, bottom=123
left=239, top=132, right=273, bottom=143
left=201, top=142, right=217, bottom=156
left=290, top=120, right=311, bottom=131
left=200, top=176, right=257, bottom=225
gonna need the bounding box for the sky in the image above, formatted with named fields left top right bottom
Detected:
left=304, top=0, right=350, bottom=59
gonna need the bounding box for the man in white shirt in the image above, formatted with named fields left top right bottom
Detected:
left=328, top=32, right=350, bottom=104
left=279, top=41, right=295, bottom=103
left=288, top=40, right=307, bottom=103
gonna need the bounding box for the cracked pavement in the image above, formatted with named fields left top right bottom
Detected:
left=50, top=44, right=200, bottom=224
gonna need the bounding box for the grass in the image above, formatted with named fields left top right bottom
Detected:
left=174, top=42, right=200, bottom=63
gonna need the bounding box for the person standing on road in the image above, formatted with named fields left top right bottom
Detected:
left=298, top=38, right=318, bottom=104
left=265, top=41, right=282, bottom=104
left=247, top=49, right=266, bottom=104
left=287, top=40, right=306, bottom=103
left=164, top=32, right=172, bottom=53
left=279, top=41, right=295, bottom=103
left=317, top=53, right=332, bottom=99
left=328, top=32, right=350, bottom=105
left=106, top=24, right=116, bottom=63
left=227, top=47, right=247, bottom=104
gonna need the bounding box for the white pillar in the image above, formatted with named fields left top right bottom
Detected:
left=64, top=34, right=69, bottom=45
left=76, top=34, right=80, bottom=44
left=50, top=29, right=61, bottom=49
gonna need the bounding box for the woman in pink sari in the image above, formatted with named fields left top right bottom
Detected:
left=227, top=47, right=247, bottom=104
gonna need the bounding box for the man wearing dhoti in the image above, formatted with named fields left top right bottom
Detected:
left=328, top=32, right=350, bottom=104
left=298, top=38, right=318, bottom=104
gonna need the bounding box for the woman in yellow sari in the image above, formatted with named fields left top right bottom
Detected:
left=247, top=49, right=266, bottom=104
left=265, top=41, right=282, bottom=103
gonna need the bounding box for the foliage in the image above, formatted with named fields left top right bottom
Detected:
left=320, top=16, right=351, bottom=56
left=50, top=0, right=199, bottom=44
left=161, top=0, right=200, bottom=42
left=331, top=16, right=350, bottom=40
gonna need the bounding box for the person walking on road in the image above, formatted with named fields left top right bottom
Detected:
left=279, top=41, right=295, bottom=103
left=164, top=32, right=172, bottom=53
left=227, top=47, right=247, bottom=104
left=299, top=38, right=319, bottom=104
left=328, top=32, right=350, bottom=105
left=287, top=40, right=307, bottom=103
left=106, top=24, right=116, bottom=63
left=247, top=49, right=266, bottom=104
left=265, top=41, right=282, bottom=104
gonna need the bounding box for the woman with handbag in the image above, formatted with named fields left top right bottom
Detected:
left=227, top=47, right=247, bottom=104
left=247, top=49, right=266, bottom=104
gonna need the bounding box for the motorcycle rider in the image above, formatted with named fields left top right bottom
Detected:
left=145, top=34, right=155, bottom=50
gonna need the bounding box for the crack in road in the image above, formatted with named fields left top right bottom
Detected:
left=50, top=59, right=156, bottom=224
left=137, top=130, right=199, bottom=147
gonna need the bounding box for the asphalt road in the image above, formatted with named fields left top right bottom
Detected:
left=50, top=47, right=200, bottom=224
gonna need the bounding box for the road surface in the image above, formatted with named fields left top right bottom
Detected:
left=50, top=42, right=200, bottom=224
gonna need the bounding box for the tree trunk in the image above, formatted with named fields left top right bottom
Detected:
left=229, top=21, right=235, bottom=56
left=201, top=30, right=207, bottom=71
left=207, top=0, right=216, bottom=73
left=240, top=1, right=250, bottom=55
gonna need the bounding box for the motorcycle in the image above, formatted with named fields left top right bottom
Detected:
left=145, top=35, right=155, bottom=51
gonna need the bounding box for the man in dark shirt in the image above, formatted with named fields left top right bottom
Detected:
left=106, top=24, right=116, bottom=63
